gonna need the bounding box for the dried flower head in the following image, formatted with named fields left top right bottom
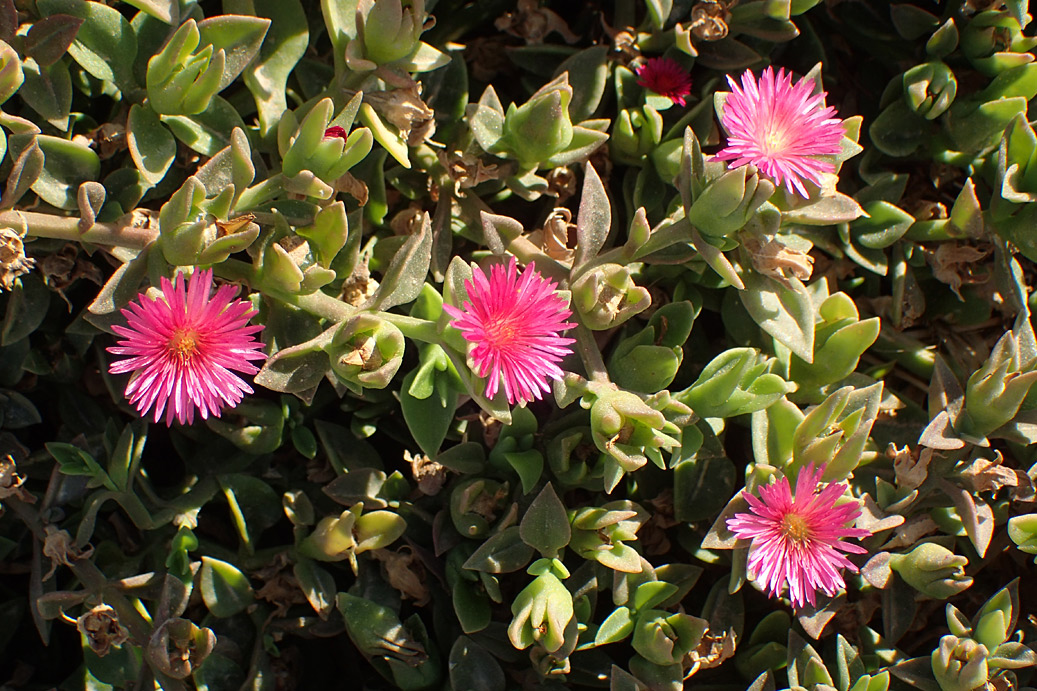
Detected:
left=108, top=269, right=266, bottom=426
left=77, top=604, right=130, bottom=657
left=0, top=227, right=35, bottom=291
left=726, top=464, right=870, bottom=608
left=715, top=66, right=845, bottom=198
left=635, top=57, right=693, bottom=106
left=444, top=257, right=575, bottom=406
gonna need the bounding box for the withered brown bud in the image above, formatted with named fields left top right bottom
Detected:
left=76, top=604, right=129, bottom=656
left=147, top=618, right=217, bottom=679
left=0, top=227, right=35, bottom=291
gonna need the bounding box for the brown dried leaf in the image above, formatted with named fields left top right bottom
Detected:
left=857, top=494, right=905, bottom=534
left=371, top=547, right=430, bottom=606
left=929, top=243, right=990, bottom=300
left=889, top=444, right=930, bottom=491
left=495, top=0, right=579, bottom=44
left=880, top=515, right=939, bottom=550
left=744, top=235, right=814, bottom=288
left=961, top=452, right=1024, bottom=493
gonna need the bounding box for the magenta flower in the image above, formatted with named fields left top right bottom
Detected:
left=444, top=257, right=575, bottom=406
left=715, top=66, right=845, bottom=198
left=635, top=57, right=693, bottom=106
left=108, top=269, right=266, bottom=426
left=726, top=464, right=870, bottom=609
left=324, top=126, right=348, bottom=140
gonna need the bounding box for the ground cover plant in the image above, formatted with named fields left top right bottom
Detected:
left=1, top=0, right=1037, bottom=689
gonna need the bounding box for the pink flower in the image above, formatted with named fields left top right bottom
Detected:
left=324, top=126, right=348, bottom=140
left=444, top=257, right=575, bottom=406
left=108, top=269, right=266, bottom=426
left=715, top=66, right=845, bottom=198
left=635, top=57, right=693, bottom=106
left=726, top=464, right=870, bottom=609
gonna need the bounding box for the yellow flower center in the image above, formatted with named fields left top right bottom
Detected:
left=169, top=329, right=198, bottom=362
left=781, top=513, right=811, bottom=542
left=762, top=126, right=790, bottom=155
left=485, top=316, right=519, bottom=348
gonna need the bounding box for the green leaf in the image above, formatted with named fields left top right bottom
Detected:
left=555, top=45, right=608, bottom=123
left=503, top=449, right=543, bottom=495
left=364, top=214, right=432, bottom=311
left=197, top=14, right=271, bottom=91
left=0, top=390, right=39, bottom=429
left=739, top=271, right=815, bottom=362
left=219, top=473, right=282, bottom=552
left=519, top=483, right=571, bottom=558
left=850, top=201, right=915, bottom=249
left=292, top=557, right=336, bottom=617
left=0, top=135, right=43, bottom=210
left=242, top=0, right=307, bottom=137
left=161, top=95, right=250, bottom=156
left=1, top=273, right=49, bottom=346
left=452, top=581, right=492, bottom=634
left=448, top=637, right=504, bottom=691
left=127, top=103, right=175, bottom=185
left=574, top=161, right=611, bottom=267
left=122, top=0, right=176, bottom=23
left=632, top=582, right=680, bottom=612
left=199, top=557, right=254, bottom=618
left=47, top=442, right=115, bottom=490
left=400, top=368, right=457, bottom=457
left=30, top=134, right=101, bottom=210
left=595, top=606, right=635, bottom=645
left=36, top=0, right=137, bottom=92
left=106, top=421, right=145, bottom=493
left=644, top=0, right=673, bottom=30
left=462, top=526, right=535, bottom=573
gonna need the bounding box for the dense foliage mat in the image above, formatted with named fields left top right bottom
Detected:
left=1, top=0, right=1037, bottom=690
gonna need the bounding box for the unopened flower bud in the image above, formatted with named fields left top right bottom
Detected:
left=962, top=327, right=1037, bottom=438
left=327, top=314, right=405, bottom=390
left=279, top=98, right=373, bottom=184
left=146, top=20, right=224, bottom=116
left=890, top=543, right=972, bottom=599
left=300, top=503, right=406, bottom=570
left=569, top=501, right=647, bottom=572
left=903, top=61, right=957, bottom=120
left=508, top=558, right=573, bottom=653
left=631, top=610, right=708, bottom=666
left=677, top=348, right=788, bottom=418
left=612, top=106, right=663, bottom=166
left=146, top=618, right=216, bottom=679
left=932, top=635, right=989, bottom=691
left=590, top=391, right=681, bottom=473
left=686, top=165, right=775, bottom=237
left=572, top=263, right=651, bottom=330
left=503, top=74, right=574, bottom=170
left=450, top=478, right=510, bottom=538
left=357, top=0, right=428, bottom=66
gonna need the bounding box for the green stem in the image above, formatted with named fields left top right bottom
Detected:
left=380, top=312, right=441, bottom=343
left=6, top=210, right=158, bottom=249
left=574, top=325, right=610, bottom=384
